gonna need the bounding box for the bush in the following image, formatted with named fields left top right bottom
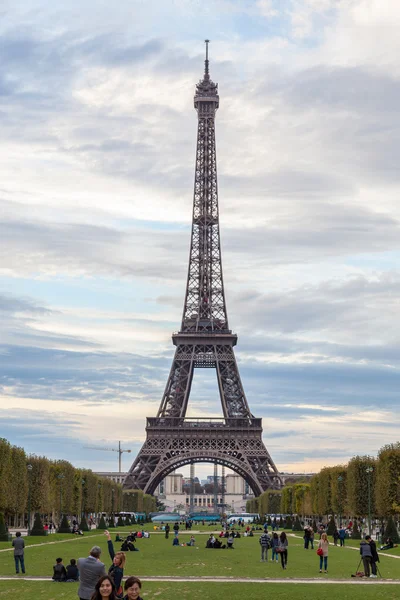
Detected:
left=292, top=516, right=303, bottom=531
left=0, top=512, right=10, bottom=542
left=30, top=513, right=45, bottom=536
left=58, top=515, right=71, bottom=534
left=383, top=515, right=400, bottom=544
left=79, top=515, right=89, bottom=532
left=117, top=516, right=124, bottom=527
left=97, top=515, right=107, bottom=530
left=351, top=521, right=362, bottom=540
left=124, top=516, right=131, bottom=526
left=326, top=515, right=337, bottom=536
left=279, top=516, right=283, bottom=527
left=312, top=519, right=318, bottom=533
left=267, top=516, right=272, bottom=526
left=108, top=515, right=115, bottom=528
left=285, top=516, right=292, bottom=530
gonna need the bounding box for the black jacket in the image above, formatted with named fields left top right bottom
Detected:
left=108, top=540, right=124, bottom=592
left=52, top=563, right=67, bottom=581
left=369, top=539, right=379, bottom=562
left=66, top=564, right=79, bottom=580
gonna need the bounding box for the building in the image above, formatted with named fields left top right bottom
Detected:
left=95, top=472, right=128, bottom=485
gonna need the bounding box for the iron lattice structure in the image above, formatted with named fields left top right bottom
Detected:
left=124, top=42, right=282, bottom=496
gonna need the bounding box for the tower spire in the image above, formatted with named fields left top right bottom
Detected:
left=204, top=39, right=210, bottom=79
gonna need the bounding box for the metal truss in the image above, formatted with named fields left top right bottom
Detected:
left=124, top=43, right=282, bottom=496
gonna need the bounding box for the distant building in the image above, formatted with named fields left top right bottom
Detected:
left=95, top=472, right=128, bottom=485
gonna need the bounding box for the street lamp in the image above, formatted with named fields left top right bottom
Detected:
left=58, top=474, right=65, bottom=522
left=366, top=466, right=374, bottom=536
left=111, top=488, right=115, bottom=525
left=27, top=464, right=33, bottom=535
left=81, top=479, right=85, bottom=522
left=337, top=475, right=343, bottom=527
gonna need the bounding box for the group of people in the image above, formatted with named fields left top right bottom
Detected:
left=259, top=531, right=289, bottom=569
left=205, top=534, right=234, bottom=549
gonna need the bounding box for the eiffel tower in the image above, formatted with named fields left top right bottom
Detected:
left=124, top=42, right=282, bottom=496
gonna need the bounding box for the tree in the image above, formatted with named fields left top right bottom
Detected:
left=347, top=456, right=376, bottom=518
left=0, top=512, right=10, bottom=541
left=326, top=515, right=336, bottom=536
left=58, top=515, right=71, bottom=534
left=383, top=515, right=400, bottom=544
left=375, top=444, right=400, bottom=517
left=351, top=521, right=361, bottom=540
left=285, top=515, right=292, bottom=529
left=292, top=515, right=302, bottom=531
left=79, top=515, right=89, bottom=532
left=30, top=512, right=45, bottom=536
left=117, top=516, right=124, bottom=526
left=97, top=515, right=107, bottom=530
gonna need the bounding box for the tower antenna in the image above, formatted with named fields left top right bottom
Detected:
left=204, top=39, right=210, bottom=77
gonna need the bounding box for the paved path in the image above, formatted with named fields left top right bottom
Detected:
left=0, top=575, right=399, bottom=585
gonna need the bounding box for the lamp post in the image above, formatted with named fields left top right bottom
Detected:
left=366, top=466, right=374, bottom=536
left=337, top=475, right=343, bottom=528
left=27, top=464, right=33, bottom=535
left=111, top=488, right=115, bottom=525
left=58, top=474, right=64, bottom=523
left=81, top=479, right=85, bottom=523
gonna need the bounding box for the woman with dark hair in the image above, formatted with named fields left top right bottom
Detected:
left=90, top=575, right=118, bottom=600
left=278, top=531, right=288, bottom=570
left=105, top=530, right=126, bottom=597
left=123, top=576, right=143, bottom=600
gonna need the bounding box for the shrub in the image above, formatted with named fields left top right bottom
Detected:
left=267, top=516, right=272, bottom=526
left=58, top=515, right=71, bottom=534
left=292, top=516, right=303, bottom=531
left=79, top=515, right=89, bottom=532
left=117, top=516, right=124, bottom=527
left=124, top=516, right=131, bottom=526
left=108, top=515, right=115, bottom=528
left=30, top=513, right=45, bottom=536
left=326, top=515, right=337, bottom=536
left=285, top=516, right=292, bottom=530
left=97, top=515, right=107, bottom=530
left=351, top=521, right=362, bottom=540
left=383, top=515, right=400, bottom=544
left=0, top=512, right=10, bottom=542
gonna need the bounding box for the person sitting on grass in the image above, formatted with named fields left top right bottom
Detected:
left=188, top=535, right=195, bottom=546
left=65, top=558, right=79, bottom=581
left=90, top=575, right=119, bottom=600
left=105, top=530, right=126, bottom=598
left=380, top=537, right=394, bottom=551
left=52, top=557, right=67, bottom=582
left=227, top=534, right=234, bottom=549
left=172, top=536, right=180, bottom=546
left=123, top=576, right=143, bottom=600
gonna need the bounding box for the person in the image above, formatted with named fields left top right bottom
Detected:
left=303, top=527, right=311, bottom=549
left=12, top=532, right=25, bottom=574
left=52, top=557, right=67, bottom=582
left=360, top=536, right=373, bottom=578
left=90, top=575, right=118, bottom=600
left=366, top=535, right=379, bottom=578
left=309, top=527, right=314, bottom=550
left=105, top=530, right=125, bottom=597
left=188, top=535, right=195, bottom=546
left=123, top=576, right=143, bottom=600
left=172, top=536, right=180, bottom=546
left=271, top=532, right=279, bottom=563
left=78, top=546, right=106, bottom=600
left=165, top=524, right=170, bottom=539
left=66, top=558, right=79, bottom=581
left=227, top=534, right=234, bottom=549
left=339, top=527, right=346, bottom=547
left=259, top=530, right=271, bottom=562
left=318, top=532, right=329, bottom=573
left=333, top=528, right=339, bottom=546
left=278, top=531, right=288, bottom=570
left=173, top=522, right=179, bottom=536
left=380, top=537, right=394, bottom=551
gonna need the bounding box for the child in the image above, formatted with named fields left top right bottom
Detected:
left=66, top=558, right=79, bottom=581
left=52, top=557, right=67, bottom=582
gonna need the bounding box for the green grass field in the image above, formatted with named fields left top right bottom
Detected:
left=0, top=527, right=399, bottom=599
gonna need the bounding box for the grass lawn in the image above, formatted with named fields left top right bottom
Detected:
left=0, top=529, right=399, bottom=580
left=1, top=581, right=400, bottom=600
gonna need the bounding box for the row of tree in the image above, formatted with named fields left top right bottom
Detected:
left=247, top=443, right=400, bottom=520
left=0, top=438, right=155, bottom=526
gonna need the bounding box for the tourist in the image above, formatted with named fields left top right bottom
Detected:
left=172, top=536, right=180, bottom=546
left=318, top=532, right=329, bottom=573
left=338, top=527, right=346, bottom=547
left=271, top=532, right=279, bottom=563
left=380, top=537, right=394, bottom=551
left=366, top=535, right=379, bottom=577
left=77, top=546, right=106, bottom=600
left=66, top=558, right=79, bottom=581
left=309, top=527, right=315, bottom=549
left=165, top=523, right=170, bottom=539
left=303, top=527, right=311, bottom=549
left=52, top=557, right=67, bottom=582
left=188, top=535, right=195, bottom=546
left=333, top=528, right=339, bottom=546
left=259, top=530, right=271, bottom=561
left=278, top=532, right=288, bottom=569
left=12, top=531, right=25, bottom=575
left=360, top=536, right=373, bottom=578
left=90, top=575, right=118, bottom=600
left=227, top=533, right=234, bottom=549
left=173, top=522, right=180, bottom=536
left=105, top=530, right=126, bottom=597
left=123, top=576, right=143, bottom=600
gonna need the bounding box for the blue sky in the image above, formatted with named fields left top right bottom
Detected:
left=1, top=0, right=400, bottom=481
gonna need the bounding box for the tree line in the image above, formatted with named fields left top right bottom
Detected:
left=246, top=443, right=400, bottom=520
left=0, top=438, right=155, bottom=527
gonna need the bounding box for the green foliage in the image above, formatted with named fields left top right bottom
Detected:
left=285, top=515, right=292, bottom=529
left=375, top=444, right=400, bottom=517
left=97, top=515, right=107, bottom=530
left=281, top=486, right=293, bottom=514
left=351, top=521, right=362, bottom=540
left=326, top=515, right=336, bottom=536
left=117, top=516, right=124, bottom=526
left=124, top=516, right=131, bottom=526
left=79, top=515, right=89, bottom=531
left=108, top=515, right=115, bottom=528
left=0, top=512, right=10, bottom=541
left=292, top=515, right=303, bottom=531
left=383, top=515, right=400, bottom=544
left=347, top=456, right=376, bottom=517
left=267, top=515, right=272, bottom=526
left=57, top=515, right=71, bottom=534
left=312, top=519, right=318, bottom=532
left=293, top=484, right=312, bottom=515
left=30, top=513, right=45, bottom=536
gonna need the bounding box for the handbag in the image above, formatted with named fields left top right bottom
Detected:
left=317, top=547, right=323, bottom=556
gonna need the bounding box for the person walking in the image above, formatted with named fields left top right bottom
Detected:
left=12, top=532, right=25, bottom=574
left=173, top=522, right=179, bottom=537
left=77, top=546, right=106, bottom=600
left=90, top=575, right=118, bottom=600
left=333, top=528, right=339, bottom=546
left=271, top=532, right=279, bottom=563
left=339, top=527, right=346, bottom=547
left=259, top=530, right=271, bottom=562
left=304, top=527, right=311, bottom=549
left=366, top=535, right=379, bottom=578
left=105, top=530, right=126, bottom=597
left=278, top=531, right=288, bottom=570
left=318, top=532, right=329, bottom=573
left=360, top=536, right=373, bottom=578
left=165, top=524, right=170, bottom=539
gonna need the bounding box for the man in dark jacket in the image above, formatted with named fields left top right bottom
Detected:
left=12, top=532, right=25, bottom=574
left=259, top=531, right=271, bottom=561
left=360, top=537, right=373, bottom=577
left=52, top=557, right=67, bottom=582
left=165, top=524, right=170, bottom=539
left=366, top=535, right=379, bottom=577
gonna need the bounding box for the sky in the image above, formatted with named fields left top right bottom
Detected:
left=1, top=0, right=400, bottom=484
